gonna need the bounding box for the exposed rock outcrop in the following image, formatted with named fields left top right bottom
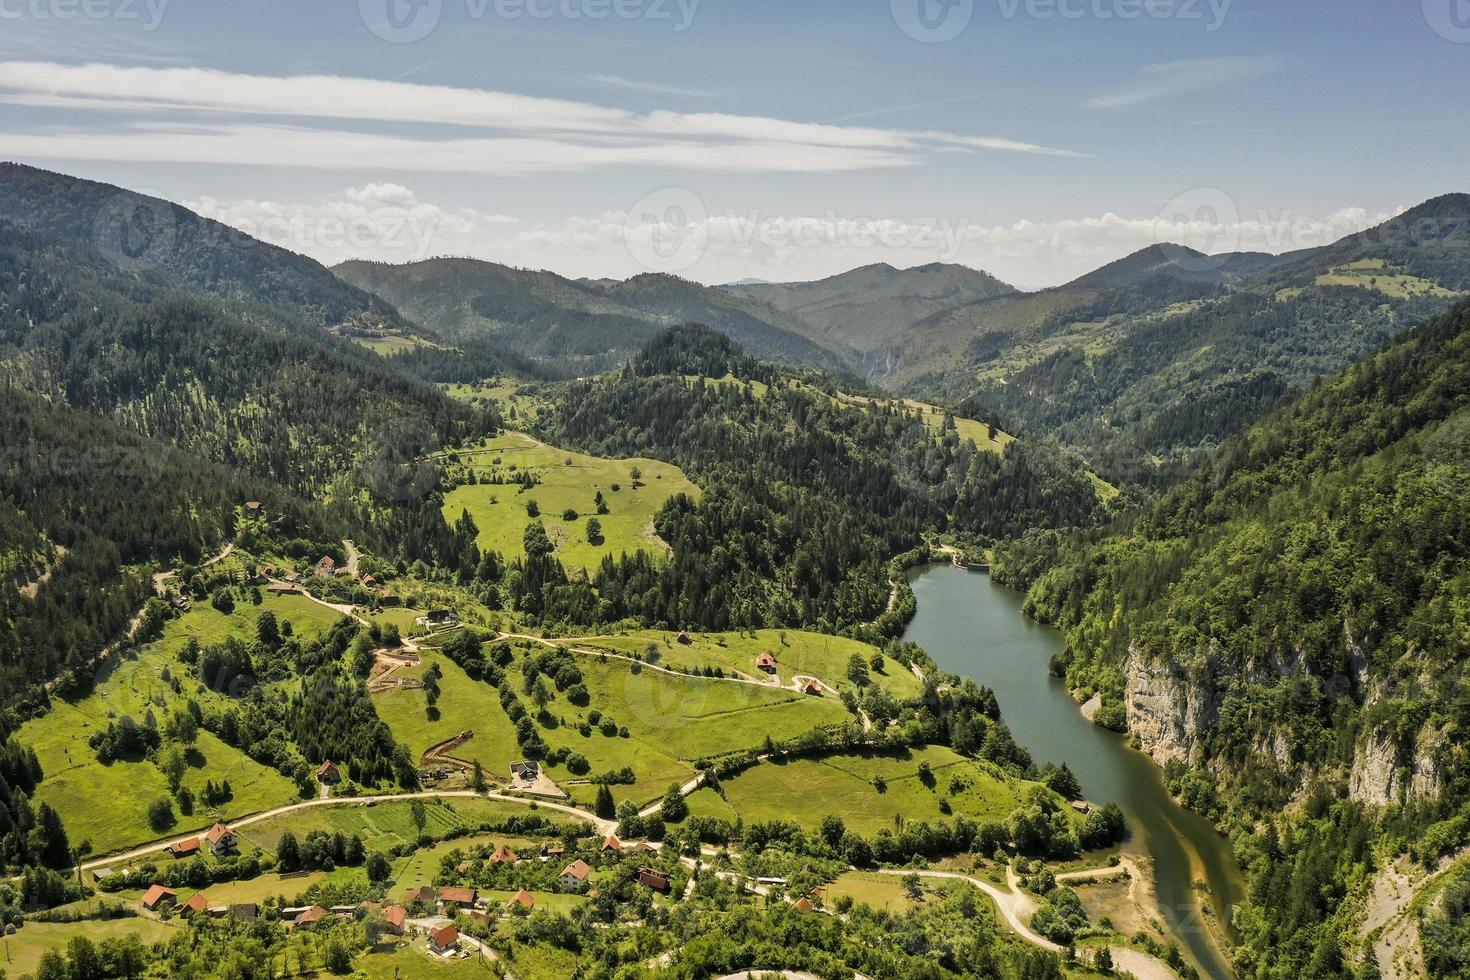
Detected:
left=1123, top=650, right=1219, bottom=765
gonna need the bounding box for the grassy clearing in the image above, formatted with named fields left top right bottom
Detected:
left=15, top=591, right=343, bottom=854
left=180, top=869, right=332, bottom=906
left=2, top=916, right=182, bottom=976
left=392, top=833, right=559, bottom=892
left=716, top=746, right=1043, bottom=837
left=825, top=870, right=933, bottom=913
left=373, top=649, right=523, bottom=773
left=239, top=798, right=560, bottom=855
left=356, top=943, right=500, bottom=979
left=356, top=334, right=437, bottom=356
left=1314, top=259, right=1459, bottom=300
left=502, top=941, right=580, bottom=979
left=682, top=786, right=738, bottom=823
left=445, top=381, right=551, bottom=425
left=442, top=432, right=699, bottom=573
left=578, top=628, right=920, bottom=700
left=526, top=655, right=849, bottom=809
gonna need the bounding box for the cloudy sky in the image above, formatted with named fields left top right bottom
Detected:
left=1, top=0, right=1464, bottom=288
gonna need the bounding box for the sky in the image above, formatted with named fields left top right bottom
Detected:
left=0, top=0, right=1465, bottom=289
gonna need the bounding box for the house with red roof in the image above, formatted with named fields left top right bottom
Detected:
left=600, top=835, right=622, bottom=853
left=294, top=906, right=328, bottom=927
left=559, top=859, right=591, bottom=890
left=489, top=845, right=518, bottom=864
left=428, top=924, right=460, bottom=955
left=169, top=838, right=201, bottom=859
left=638, top=868, right=671, bottom=894
left=382, top=906, right=407, bottom=935
left=756, top=652, right=777, bottom=673
left=438, top=886, right=477, bottom=910
left=506, top=889, right=535, bottom=911
left=206, top=823, right=238, bottom=857
left=141, top=885, right=178, bottom=911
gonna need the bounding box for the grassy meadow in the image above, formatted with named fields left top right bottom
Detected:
left=17, top=591, right=345, bottom=855
left=442, top=432, right=699, bottom=573
left=577, top=628, right=921, bottom=700
left=524, top=654, right=850, bottom=809
left=372, top=648, right=523, bottom=774
left=714, top=746, right=1050, bottom=837
left=1, top=915, right=182, bottom=977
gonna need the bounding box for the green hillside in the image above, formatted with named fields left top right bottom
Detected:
left=999, top=297, right=1470, bottom=975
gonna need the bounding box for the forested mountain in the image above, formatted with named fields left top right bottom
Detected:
left=995, top=297, right=1470, bottom=976
left=902, top=196, right=1470, bottom=485
left=524, top=325, right=1105, bottom=633
left=0, top=385, right=326, bottom=712
left=0, top=170, right=503, bottom=712
left=0, top=163, right=419, bottom=341
left=722, top=261, right=1016, bottom=355
left=335, top=257, right=853, bottom=375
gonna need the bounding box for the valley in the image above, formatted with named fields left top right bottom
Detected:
left=1, top=159, right=1467, bottom=980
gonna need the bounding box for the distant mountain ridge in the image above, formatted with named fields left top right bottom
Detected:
left=722, top=261, right=1016, bottom=357
left=335, top=258, right=854, bottom=375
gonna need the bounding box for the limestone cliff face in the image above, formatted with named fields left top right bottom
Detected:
left=1120, top=634, right=1446, bottom=809
left=1349, top=727, right=1446, bottom=806
left=1123, top=649, right=1219, bottom=766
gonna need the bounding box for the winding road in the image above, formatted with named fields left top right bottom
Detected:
left=79, top=790, right=614, bottom=876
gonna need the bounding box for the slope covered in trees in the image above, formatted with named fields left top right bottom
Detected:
left=995, top=298, right=1470, bottom=976
left=524, top=325, right=1104, bottom=633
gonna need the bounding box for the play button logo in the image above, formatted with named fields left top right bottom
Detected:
left=361, top=0, right=442, bottom=43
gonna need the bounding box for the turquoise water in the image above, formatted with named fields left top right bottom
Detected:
left=903, top=564, right=1243, bottom=979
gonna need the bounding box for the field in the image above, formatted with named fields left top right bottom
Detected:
left=14, top=590, right=346, bottom=855
left=523, top=655, right=850, bottom=808
left=445, top=381, right=551, bottom=425
left=239, top=797, right=566, bottom=854
left=578, top=628, right=921, bottom=700
left=1314, top=259, right=1460, bottom=300
left=373, top=649, right=523, bottom=774
left=392, top=832, right=565, bottom=892
left=442, top=432, right=699, bottom=573
left=1, top=915, right=182, bottom=977
left=356, top=334, right=438, bottom=356
left=715, top=746, right=1047, bottom=837
left=357, top=943, right=500, bottom=980
left=825, top=870, right=934, bottom=913
left=683, top=786, right=738, bottom=822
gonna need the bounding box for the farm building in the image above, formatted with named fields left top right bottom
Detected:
left=638, top=869, right=671, bottom=894
left=141, top=885, right=177, bottom=911
left=428, top=924, right=460, bottom=955
left=206, top=823, right=239, bottom=856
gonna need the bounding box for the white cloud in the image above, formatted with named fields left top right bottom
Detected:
left=183, top=185, right=1394, bottom=290
left=589, top=74, right=716, bottom=98
left=0, top=60, right=1086, bottom=173
left=1089, top=57, right=1277, bottom=110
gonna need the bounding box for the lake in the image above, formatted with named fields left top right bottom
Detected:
left=903, top=563, right=1244, bottom=978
